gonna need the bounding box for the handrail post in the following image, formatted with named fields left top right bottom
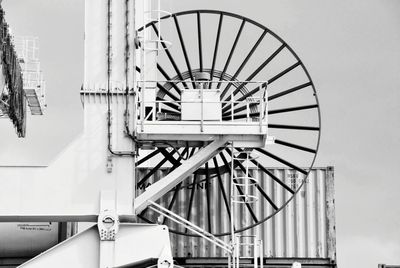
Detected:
left=140, top=82, right=145, bottom=132
left=264, top=84, right=268, bottom=127
left=231, top=91, right=234, bottom=121
left=132, top=85, right=138, bottom=137
left=259, top=84, right=263, bottom=132
left=200, top=83, right=204, bottom=132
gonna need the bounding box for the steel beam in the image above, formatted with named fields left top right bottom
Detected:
left=18, top=224, right=173, bottom=268
left=134, top=138, right=228, bottom=213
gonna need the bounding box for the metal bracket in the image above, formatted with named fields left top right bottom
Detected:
left=106, top=156, right=113, bottom=173
left=98, top=190, right=119, bottom=241
left=98, top=213, right=119, bottom=241
left=98, top=190, right=119, bottom=268
left=158, top=242, right=174, bottom=268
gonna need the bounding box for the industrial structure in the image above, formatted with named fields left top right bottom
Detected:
left=0, top=6, right=46, bottom=137
left=0, top=1, right=335, bottom=267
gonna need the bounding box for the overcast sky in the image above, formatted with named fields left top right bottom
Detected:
left=1, top=0, right=400, bottom=267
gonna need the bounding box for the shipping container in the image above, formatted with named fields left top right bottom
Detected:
left=137, top=167, right=336, bottom=267
left=0, top=222, right=76, bottom=267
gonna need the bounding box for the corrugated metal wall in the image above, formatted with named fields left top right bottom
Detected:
left=137, top=167, right=336, bottom=262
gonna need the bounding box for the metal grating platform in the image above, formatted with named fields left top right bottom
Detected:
left=24, top=88, right=43, bottom=115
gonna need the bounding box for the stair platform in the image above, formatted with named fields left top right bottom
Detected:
left=136, top=120, right=268, bottom=147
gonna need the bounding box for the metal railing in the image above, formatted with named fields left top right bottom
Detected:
left=148, top=201, right=232, bottom=254
left=134, top=80, right=268, bottom=134
left=230, top=235, right=263, bottom=268
left=14, top=36, right=46, bottom=113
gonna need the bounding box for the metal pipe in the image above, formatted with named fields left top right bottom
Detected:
left=149, top=201, right=232, bottom=253
left=106, top=0, right=135, bottom=156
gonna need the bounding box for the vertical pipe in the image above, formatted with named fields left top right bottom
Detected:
left=107, top=0, right=113, bottom=148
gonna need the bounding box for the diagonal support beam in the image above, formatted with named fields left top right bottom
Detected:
left=134, top=138, right=228, bottom=214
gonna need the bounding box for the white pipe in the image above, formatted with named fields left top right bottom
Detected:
left=148, top=202, right=232, bottom=253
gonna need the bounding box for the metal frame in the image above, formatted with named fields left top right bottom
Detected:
left=148, top=201, right=232, bottom=254
left=135, top=138, right=229, bottom=213
left=135, top=9, right=321, bottom=236
left=14, top=36, right=46, bottom=115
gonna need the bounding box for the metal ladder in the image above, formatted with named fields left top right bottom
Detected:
left=231, top=235, right=263, bottom=268
left=229, top=146, right=264, bottom=268
left=138, top=0, right=171, bottom=126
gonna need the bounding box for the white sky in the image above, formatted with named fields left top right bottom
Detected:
left=1, top=0, right=400, bottom=267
